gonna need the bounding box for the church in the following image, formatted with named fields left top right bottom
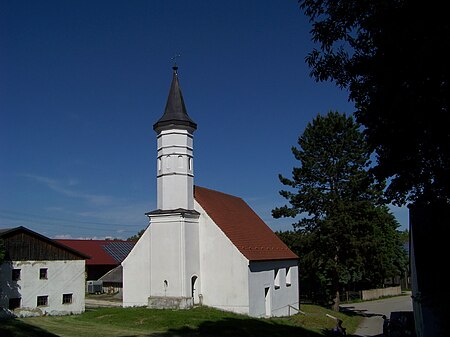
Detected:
left=122, top=66, right=299, bottom=317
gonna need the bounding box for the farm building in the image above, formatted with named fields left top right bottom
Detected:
left=0, top=226, right=88, bottom=317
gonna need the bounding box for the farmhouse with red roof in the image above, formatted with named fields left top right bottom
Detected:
left=122, top=66, right=299, bottom=317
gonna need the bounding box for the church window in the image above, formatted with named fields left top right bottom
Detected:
left=178, top=155, right=183, bottom=168
left=274, top=269, right=280, bottom=289
left=286, top=267, right=292, bottom=287
left=166, top=155, right=171, bottom=169
left=188, top=157, right=192, bottom=171
left=158, top=158, right=162, bottom=171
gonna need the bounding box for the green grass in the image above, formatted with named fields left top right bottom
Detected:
left=0, top=305, right=364, bottom=337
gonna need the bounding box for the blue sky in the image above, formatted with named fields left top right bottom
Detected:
left=0, top=0, right=409, bottom=239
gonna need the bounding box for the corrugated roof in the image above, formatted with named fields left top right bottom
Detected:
left=194, top=186, right=298, bottom=261
left=55, top=239, right=135, bottom=265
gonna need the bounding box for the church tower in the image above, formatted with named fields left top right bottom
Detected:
left=143, top=65, right=201, bottom=308
left=153, top=65, right=197, bottom=211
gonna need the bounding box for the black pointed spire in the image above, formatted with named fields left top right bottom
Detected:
left=153, top=66, right=197, bottom=132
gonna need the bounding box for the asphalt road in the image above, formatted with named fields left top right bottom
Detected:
left=341, top=293, right=413, bottom=336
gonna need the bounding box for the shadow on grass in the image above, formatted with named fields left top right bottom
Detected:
left=0, top=318, right=59, bottom=337
left=126, top=317, right=324, bottom=337
left=340, top=305, right=383, bottom=318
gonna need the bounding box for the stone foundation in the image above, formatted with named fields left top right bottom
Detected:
left=148, top=296, right=193, bottom=310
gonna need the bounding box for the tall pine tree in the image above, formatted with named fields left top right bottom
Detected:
left=273, top=111, right=406, bottom=310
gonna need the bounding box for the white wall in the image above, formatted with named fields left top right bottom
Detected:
left=196, top=201, right=250, bottom=315
left=0, top=260, right=85, bottom=317
left=248, top=260, right=299, bottom=317
left=122, top=225, right=151, bottom=307
left=122, top=212, right=201, bottom=307
left=156, top=129, right=194, bottom=210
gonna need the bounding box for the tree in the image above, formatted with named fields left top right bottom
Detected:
left=273, top=111, right=406, bottom=310
left=127, top=228, right=145, bottom=241
left=298, top=0, right=449, bottom=205
left=298, top=2, right=449, bottom=334
left=0, top=239, right=5, bottom=264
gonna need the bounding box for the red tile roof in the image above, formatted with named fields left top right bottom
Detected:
left=55, top=239, right=135, bottom=265
left=194, top=186, right=298, bottom=261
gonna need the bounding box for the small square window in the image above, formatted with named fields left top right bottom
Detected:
left=39, top=268, right=48, bottom=279
left=37, top=295, right=48, bottom=307
left=12, top=269, right=21, bottom=281
left=62, top=293, right=73, bottom=304
left=9, top=298, right=21, bottom=310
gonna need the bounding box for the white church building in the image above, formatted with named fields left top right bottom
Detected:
left=122, top=66, right=299, bottom=317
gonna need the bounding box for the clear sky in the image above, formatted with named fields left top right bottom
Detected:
left=0, top=0, right=409, bottom=239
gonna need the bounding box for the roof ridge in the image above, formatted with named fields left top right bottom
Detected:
left=194, top=185, right=243, bottom=201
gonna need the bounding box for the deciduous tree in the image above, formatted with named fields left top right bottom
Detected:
left=298, top=0, right=449, bottom=205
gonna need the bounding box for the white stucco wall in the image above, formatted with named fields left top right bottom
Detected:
left=248, top=260, right=299, bottom=317
left=195, top=201, right=250, bottom=315
left=156, top=129, right=194, bottom=210
left=0, top=260, right=85, bottom=317
left=184, top=216, right=200, bottom=302
left=122, top=212, right=200, bottom=307
left=122, top=225, right=151, bottom=307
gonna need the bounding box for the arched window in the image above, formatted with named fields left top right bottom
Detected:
left=166, top=155, right=171, bottom=169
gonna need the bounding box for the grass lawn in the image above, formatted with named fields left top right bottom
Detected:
left=0, top=305, right=363, bottom=337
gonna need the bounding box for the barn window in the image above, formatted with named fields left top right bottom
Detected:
left=274, top=269, right=280, bottom=289
left=37, top=295, right=48, bottom=307
left=39, top=268, right=48, bottom=279
left=9, top=298, right=21, bottom=310
left=12, top=269, right=21, bottom=281
left=62, top=293, right=73, bottom=304
left=286, top=267, right=292, bottom=287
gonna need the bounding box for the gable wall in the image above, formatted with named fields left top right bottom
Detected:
left=248, top=260, right=299, bottom=317
left=195, top=201, right=250, bottom=314
left=122, top=226, right=151, bottom=307
left=3, top=232, right=84, bottom=261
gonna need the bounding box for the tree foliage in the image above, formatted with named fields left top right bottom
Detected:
left=299, top=0, right=450, bottom=205
left=0, top=239, right=5, bottom=264
left=273, top=111, right=407, bottom=310
left=127, top=228, right=145, bottom=241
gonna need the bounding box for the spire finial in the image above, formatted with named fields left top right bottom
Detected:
left=171, top=53, right=181, bottom=73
